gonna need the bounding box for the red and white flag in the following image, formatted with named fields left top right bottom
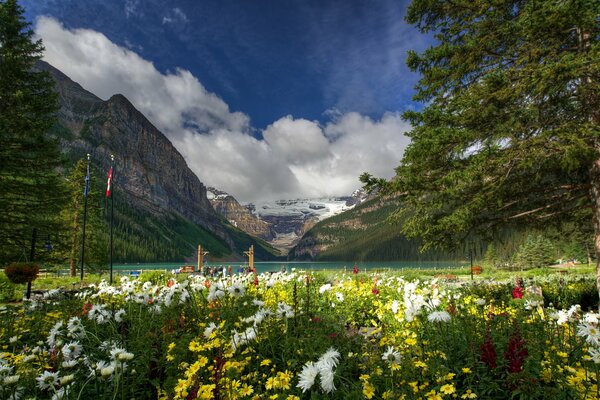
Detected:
left=106, top=167, right=113, bottom=197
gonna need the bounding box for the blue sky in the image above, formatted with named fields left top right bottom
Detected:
left=22, top=0, right=431, bottom=202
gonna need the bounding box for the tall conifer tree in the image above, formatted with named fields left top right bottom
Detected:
left=0, top=0, right=65, bottom=262
left=363, top=1, right=599, bottom=290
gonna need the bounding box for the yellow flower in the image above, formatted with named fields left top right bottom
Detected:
left=425, top=390, right=443, bottom=400
left=444, top=373, right=456, bottom=380
left=363, top=381, right=376, bottom=399
left=461, top=368, right=471, bottom=374
left=277, top=370, right=293, bottom=390
left=286, top=396, right=300, bottom=400
left=440, top=383, right=455, bottom=395
left=461, top=389, right=477, bottom=399
left=265, top=376, right=276, bottom=390
left=261, top=359, right=272, bottom=366
left=240, top=384, right=254, bottom=397
left=198, top=384, right=216, bottom=400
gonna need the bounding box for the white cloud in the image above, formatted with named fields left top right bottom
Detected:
left=35, top=17, right=410, bottom=202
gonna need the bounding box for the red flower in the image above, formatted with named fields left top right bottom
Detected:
left=372, top=286, right=379, bottom=295
left=167, top=279, right=175, bottom=288
left=81, top=302, right=92, bottom=315
left=480, top=329, right=497, bottom=369
left=512, top=286, right=523, bottom=299
left=504, top=329, right=528, bottom=373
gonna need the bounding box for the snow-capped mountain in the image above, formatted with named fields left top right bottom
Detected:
left=206, top=187, right=368, bottom=252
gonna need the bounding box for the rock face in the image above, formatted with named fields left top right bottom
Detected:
left=37, top=61, right=231, bottom=246
left=207, top=188, right=275, bottom=241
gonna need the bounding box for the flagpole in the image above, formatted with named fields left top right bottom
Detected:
left=80, top=153, right=91, bottom=281
left=109, top=155, right=114, bottom=285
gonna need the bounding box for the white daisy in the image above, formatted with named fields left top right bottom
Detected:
left=382, top=346, right=402, bottom=364
left=227, top=283, right=246, bottom=298
left=61, top=341, right=82, bottom=360
left=114, top=309, right=126, bottom=323
left=577, top=322, right=600, bottom=347
left=427, top=311, right=451, bottom=323
left=36, top=370, right=59, bottom=390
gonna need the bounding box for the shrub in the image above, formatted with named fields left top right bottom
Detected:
left=4, top=262, right=39, bottom=284
left=0, top=274, right=19, bottom=302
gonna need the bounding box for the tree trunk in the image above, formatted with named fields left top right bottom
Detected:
left=69, top=208, right=79, bottom=277
left=590, top=155, right=600, bottom=310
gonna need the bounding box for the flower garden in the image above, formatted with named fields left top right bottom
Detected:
left=0, top=270, right=599, bottom=399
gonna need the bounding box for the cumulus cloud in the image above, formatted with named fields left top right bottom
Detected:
left=35, top=17, right=411, bottom=202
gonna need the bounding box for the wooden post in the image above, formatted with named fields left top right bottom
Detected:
left=244, top=245, right=256, bottom=284
left=197, top=245, right=209, bottom=273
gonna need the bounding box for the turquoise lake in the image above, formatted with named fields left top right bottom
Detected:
left=113, top=260, right=468, bottom=274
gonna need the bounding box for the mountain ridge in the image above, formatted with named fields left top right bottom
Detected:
left=38, top=60, right=279, bottom=261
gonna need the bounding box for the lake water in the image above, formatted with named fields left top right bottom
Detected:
left=113, top=260, right=468, bottom=274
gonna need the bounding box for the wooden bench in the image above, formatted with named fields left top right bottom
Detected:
left=179, top=266, right=195, bottom=273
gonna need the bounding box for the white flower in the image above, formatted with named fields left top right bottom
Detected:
left=524, top=299, right=542, bottom=310
left=60, top=374, right=75, bottom=385
left=317, top=347, right=340, bottom=369
left=577, top=322, right=600, bottom=347
left=67, top=316, right=85, bottom=338
left=391, top=300, right=399, bottom=314
left=335, top=292, right=344, bottom=302
left=52, top=386, right=69, bottom=400
left=227, top=284, right=246, bottom=298
left=62, top=341, right=82, bottom=360
left=9, top=336, right=17, bottom=343
left=276, top=302, right=294, bottom=318
left=297, top=361, right=319, bottom=392
left=319, top=284, right=332, bottom=294
left=207, top=286, right=225, bottom=302
left=252, top=299, right=265, bottom=307
left=203, top=322, right=218, bottom=339
left=23, top=354, right=37, bottom=363
left=101, top=365, right=115, bottom=378
left=427, top=311, right=451, bottom=323
left=36, top=370, right=59, bottom=390
left=588, top=347, right=600, bottom=364
left=114, top=309, right=126, bottom=323
left=551, top=310, right=570, bottom=325
left=47, top=321, right=64, bottom=347
left=4, top=374, right=19, bottom=385
left=585, top=313, right=600, bottom=324
left=382, top=346, right=401, bottom=365
left=476, top=299, right=486, bottom=306
left=62, top=359, right=78, bottom=368
left=319, top=364, right=336, bottom=393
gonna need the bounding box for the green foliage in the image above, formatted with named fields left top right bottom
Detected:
left=513, top=235, right=556, bottom=270
left=4, top=262, right=39, bottom=284
left=0, top=0, right=67, bottom=263
left=365, top=0, right=600, bottom=253
left=0, top=273, right=19, bottom=302
left=294, top=196, right=462, bottom=261
left=540, top=276, right=598, bottom=310
left=138, top=270, right=170, bottom=286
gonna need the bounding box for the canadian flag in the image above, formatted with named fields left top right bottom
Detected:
left=106, top=167, right=113, bottom=197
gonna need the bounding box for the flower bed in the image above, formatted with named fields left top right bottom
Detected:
left=0, top=271, right=598, bottom=399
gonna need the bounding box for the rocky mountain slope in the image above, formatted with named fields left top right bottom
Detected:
left=207, top=188, right=275, bottom=241
left=38, top=61, right=279, bottom=262
left=290, top=195, right=459, bottom=261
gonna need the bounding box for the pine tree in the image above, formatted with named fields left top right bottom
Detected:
left=61, top=159, right=108, bottom=275
left=362, top=1, right=599, bottom=294
left=0, top=0, right=66, bottom=262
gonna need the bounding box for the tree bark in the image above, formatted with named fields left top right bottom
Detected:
left=590, top=154, right=600, bottom=310
left=69, top=207, right=79, bottom=277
